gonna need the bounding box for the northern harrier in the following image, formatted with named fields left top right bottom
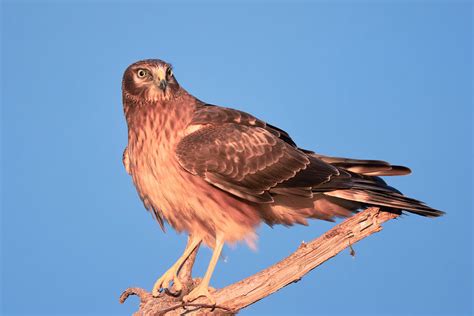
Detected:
left=122, top=59, right=443, bottom=303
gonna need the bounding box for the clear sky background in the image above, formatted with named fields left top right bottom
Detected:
left=1, top=1, right=472, bottom=315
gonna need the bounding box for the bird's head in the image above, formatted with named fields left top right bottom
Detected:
left=122, top=59, right=180, bottom=102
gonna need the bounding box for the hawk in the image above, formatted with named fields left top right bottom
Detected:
left=122, top=59, right=443, bottom=303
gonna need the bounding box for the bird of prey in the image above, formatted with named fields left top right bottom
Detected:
left=121, top=59, right=443, bottom=304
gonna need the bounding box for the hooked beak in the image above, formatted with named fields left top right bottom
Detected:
left=153, top=67, right=168, bottom=91
left=158, top=79, right=167, bottom=91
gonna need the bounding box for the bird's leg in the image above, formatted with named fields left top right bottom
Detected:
left=152, top=235, right=202, bottom=297
left=183, top=234, right=224, bottom=305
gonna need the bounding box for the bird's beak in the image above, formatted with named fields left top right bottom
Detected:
left=154, top=68, right=168, bottom=91
left=158, top=79, right=167, bottom=91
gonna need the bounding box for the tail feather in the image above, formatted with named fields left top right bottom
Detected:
left=324, top=189, right=444, bottom=217
left=272, top=152, right=444, bottom=221
left=310, top=153, right=412, bottom=176
left=363, top=165, right=412, bottom=176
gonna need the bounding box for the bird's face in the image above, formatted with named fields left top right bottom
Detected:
left=122, top=59, right=180, bottom=102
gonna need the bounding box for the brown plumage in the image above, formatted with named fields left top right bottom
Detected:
left=122, top=59, right=443, bottom=303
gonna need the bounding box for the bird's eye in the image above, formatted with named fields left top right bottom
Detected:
left=137, top=69, right=148, bottom=78
left=166, top=67, right=173, bottom=79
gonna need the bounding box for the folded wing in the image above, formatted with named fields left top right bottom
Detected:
left=176, top=104, right=443, bottom=218
left=176, top=123, right=338, bottom=203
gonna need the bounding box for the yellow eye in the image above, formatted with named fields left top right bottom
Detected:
left=166, top=67, right=173, bottom=78
left=137, top=69, right=148, bottom=78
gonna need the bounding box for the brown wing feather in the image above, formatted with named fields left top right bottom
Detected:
left=176, top=123, right=337, bottom=203
left=192, top=104, right=298, bottom=146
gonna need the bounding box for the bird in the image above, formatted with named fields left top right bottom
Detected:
left=121, top=59, right=443, bottom=304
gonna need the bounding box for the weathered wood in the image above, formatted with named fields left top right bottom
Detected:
left=120, top=207, right=398, bottom=315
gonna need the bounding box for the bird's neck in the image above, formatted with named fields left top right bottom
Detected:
left=125, top=92, right=197, bottom=151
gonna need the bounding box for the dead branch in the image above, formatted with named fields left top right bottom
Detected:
left=120, top=207, right=398, bottom=315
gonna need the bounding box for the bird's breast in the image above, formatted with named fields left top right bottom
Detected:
left=127, top=105, right=189, bottom=193
left=124, top=101, right=261, bottom=246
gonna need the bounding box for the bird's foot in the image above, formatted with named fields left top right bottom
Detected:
left=183, top=284, right=215, bottom=305
left=152, top=266, right=183, bottom=297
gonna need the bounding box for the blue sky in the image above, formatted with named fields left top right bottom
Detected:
left=1, top=1, right=472, bottom=315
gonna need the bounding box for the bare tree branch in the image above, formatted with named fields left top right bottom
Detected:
left=120, top=207, right=399, bottom=315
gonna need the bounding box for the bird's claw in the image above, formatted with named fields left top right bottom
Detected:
left=183, top=285, right=215, bottom=305
left=152, top=268, right=183, bottom=297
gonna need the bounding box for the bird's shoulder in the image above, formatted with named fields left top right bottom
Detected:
left=186, top=103, right=297, bottom=147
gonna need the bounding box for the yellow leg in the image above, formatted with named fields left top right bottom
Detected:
left=152, top=235, right=202, bottom=297
left=183, top=235, right=224, bottom=305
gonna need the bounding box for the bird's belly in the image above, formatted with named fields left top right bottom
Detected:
left=130, top=149, right=261, bottom=247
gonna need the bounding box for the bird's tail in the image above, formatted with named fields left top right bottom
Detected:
left=267, top=153, right=444, bottom=225
left=323, top=188, right=444, bottom=217
left=305, top=153, right=444, bottom=217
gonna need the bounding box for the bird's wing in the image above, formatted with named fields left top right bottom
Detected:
left=192, top=105, right=409, bottom=176
left=177, top=105, right=443, bottom=217
left=192, top=104, right=298, bottom=146
left=176, top=122, right=339, bottom=203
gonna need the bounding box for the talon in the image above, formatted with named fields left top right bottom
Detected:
left=152, top=285, right=161, bottom=297
left=183, top=285, right=216, bottom=305
left=172, top=274, right=183, bottom=292
left=152, top=276, right=167, bottom=297
left=150, top=236, right=202, bottom=298
left=152, top=267, right=179, bottom=297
